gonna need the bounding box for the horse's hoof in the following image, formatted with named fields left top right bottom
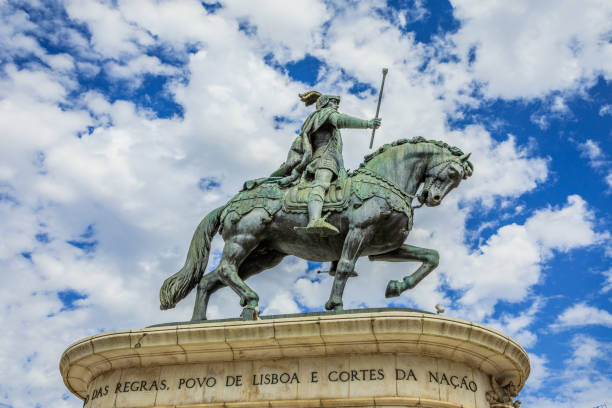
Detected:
left=325, top=300, right=343, bottom=311
left=385, top=280, right=401, bottom=298
left=240, top=306, right=260, bottom=321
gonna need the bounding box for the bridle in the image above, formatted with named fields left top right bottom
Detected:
left=357, top=154, right=470, bottom=209
left=418, top=158, right=460, bottom=206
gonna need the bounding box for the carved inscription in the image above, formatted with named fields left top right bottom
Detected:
left=83, top=366, right=480, bottom=406
left=428, top=371, right=478, bottom=392
left=179, top=377, right=216, bottom=388
left=83, top=380, right=168, bottom=405
left=115, top=379, right=168, bottom=393
left=252, top=372, right=300, bottom=385
left=327, top=368, right=384, bottom=382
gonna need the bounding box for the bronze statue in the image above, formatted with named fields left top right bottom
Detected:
left=270, top=91, right=381, bottom=236
left=160, top=90, right=473, bottom=320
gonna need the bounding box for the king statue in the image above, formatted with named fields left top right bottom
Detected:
left=270, top=91, right=381, bottom=236
left=160, top=73, right=474, bottom=321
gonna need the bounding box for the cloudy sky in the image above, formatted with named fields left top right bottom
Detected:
left=1, top=0, right=611, bottom=406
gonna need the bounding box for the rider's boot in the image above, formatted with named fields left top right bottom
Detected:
left=303, top=186, right=339, bottom=236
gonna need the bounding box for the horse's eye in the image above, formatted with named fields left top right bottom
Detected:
left=448, top=167, right=460, bottom=179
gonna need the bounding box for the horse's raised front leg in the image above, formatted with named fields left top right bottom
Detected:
left=191, top=249, right=286, bottom=321
left=368, top=244, right=439, bottom=298
left=325, top=228, right=372, bottom=311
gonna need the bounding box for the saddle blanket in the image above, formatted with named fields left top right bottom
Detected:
left=220, top=176, right=353, bottom=224
left=283, top=177, right=353, bottom=214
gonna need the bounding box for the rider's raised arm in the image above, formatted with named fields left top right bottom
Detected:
left=331, top=112, right=370, bottom=129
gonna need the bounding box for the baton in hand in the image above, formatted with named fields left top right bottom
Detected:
left=369, top=67, right=388, bottom=149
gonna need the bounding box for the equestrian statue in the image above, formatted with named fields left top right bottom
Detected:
left=160, top=87, right=474, bottom=321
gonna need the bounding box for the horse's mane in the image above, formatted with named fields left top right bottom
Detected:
left=361, top=136, right=466, bottom=166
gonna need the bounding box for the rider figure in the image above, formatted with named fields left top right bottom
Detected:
left=271, top=91, right=381, bottom=236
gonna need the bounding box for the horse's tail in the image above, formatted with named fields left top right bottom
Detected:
left=160, top=205, right=225, bottom=310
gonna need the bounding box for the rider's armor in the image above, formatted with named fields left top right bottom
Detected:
left=273, top=91, right=374, bottom=236
left=307, top=122, right=340, bottom=176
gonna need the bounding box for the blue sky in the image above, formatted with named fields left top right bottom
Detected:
left=0, top=0, right=611, bottom=407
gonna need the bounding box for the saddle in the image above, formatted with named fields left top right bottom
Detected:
left=220, top=169, right=412, bottom=224
left=282, top=177, right=353, bottom=214
left=220, top=181, right=283, bottom=224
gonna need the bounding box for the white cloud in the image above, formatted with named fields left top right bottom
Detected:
left=524, top=195, right=605, bottom=256
left=530, top=112, right=550, bottom=130
left=105, top=55, right=181, bottom=80
left=294, top=274, right=333, bottom=309
left=64, top=0, right=154, bottom=58
left=117, top=0, right=223, bottom=47
left=263, top=292, right=301, bottom=315
left=551, top=302, right=612, bottom=331
left=578, top=139, right=606, bottom=168
left=524, top=353, right=548, bottom=391
left=0, top=7, right=43, bottom=59
left=550, top=95, right=569, bottom=114
left=485, top=299, right=542, bottom=348
left=443, top=195, right=605, bottom=319
left=530, top=95, right=573, bottom=129
left=601, top=268, right=612, bottom=293
left=599, top=104, right=612, bottom=116
left=567, top=335, right=608, bottom=367
left=523, top=335, right=612, bottom=407
left=0, top=64, right=70, bottom=103
left=450, top=128, right=548, bottom=205
left=43, top=53, right=75, bottom=72
left=0, top=1, right=610, bottom=407
left=449, top=0, right=612, bottom=99
left=576, top=140, right=612, bottom=188
left=220, top=0, right=329, bottom=63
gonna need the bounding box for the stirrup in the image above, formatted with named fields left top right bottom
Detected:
left=295, top=214, right=340, bottom=237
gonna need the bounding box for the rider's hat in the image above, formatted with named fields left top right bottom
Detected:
left=299, top=91, right=340, bottom=110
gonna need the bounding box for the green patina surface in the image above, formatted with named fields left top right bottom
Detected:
left=160, top=83, right=474, bottom=322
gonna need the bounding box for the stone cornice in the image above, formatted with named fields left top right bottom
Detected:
left=60, top=311, right=530, bottom=400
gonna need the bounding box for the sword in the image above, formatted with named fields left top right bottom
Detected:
left=369, top=67, right=388, bottom=149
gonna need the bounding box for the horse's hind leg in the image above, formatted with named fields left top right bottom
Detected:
left=192, top=271, right=222, bottom=321
left=215, top=233, right=270, bottom=319
left=191, top=248, right=286, bottom=321
left=368, top=244, right=439, bottom=298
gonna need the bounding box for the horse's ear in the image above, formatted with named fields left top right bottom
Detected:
left=462, top=160, right=474, bottom=179
left=459, top=152, right=471, bottom=162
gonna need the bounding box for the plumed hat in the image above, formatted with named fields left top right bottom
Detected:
left=299, top=91, right=340, bottom=110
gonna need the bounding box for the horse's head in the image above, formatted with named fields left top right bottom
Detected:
left=361, top=137, right=474, bottom=206
left=418, top=152, right=473, bottom=207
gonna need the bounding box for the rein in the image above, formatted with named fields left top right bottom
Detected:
left=357, top=155, right=461, bottom=210
left=354, top=167, right=423, bottom=209
left=418, top=158, right=457, bottom=206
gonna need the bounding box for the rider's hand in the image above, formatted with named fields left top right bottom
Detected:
left=279, top=176, right=292, bottom=187
left=279, top=174, right=298, bottom=187
left=368, top=118, right=382, bottom=129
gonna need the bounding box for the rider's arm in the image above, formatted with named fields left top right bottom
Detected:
left=331, top=112, right=371, bottom=129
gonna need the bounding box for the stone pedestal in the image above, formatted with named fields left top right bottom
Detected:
left=60, top=310, right=529, bottom=407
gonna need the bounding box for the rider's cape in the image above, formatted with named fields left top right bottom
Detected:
left=278, top=105, right=342, bottom=182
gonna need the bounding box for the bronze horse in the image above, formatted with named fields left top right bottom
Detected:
left=160, top=137, right=473, bottom=320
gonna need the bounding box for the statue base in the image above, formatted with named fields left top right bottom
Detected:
left=60, top=310, right=529, bottom=407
